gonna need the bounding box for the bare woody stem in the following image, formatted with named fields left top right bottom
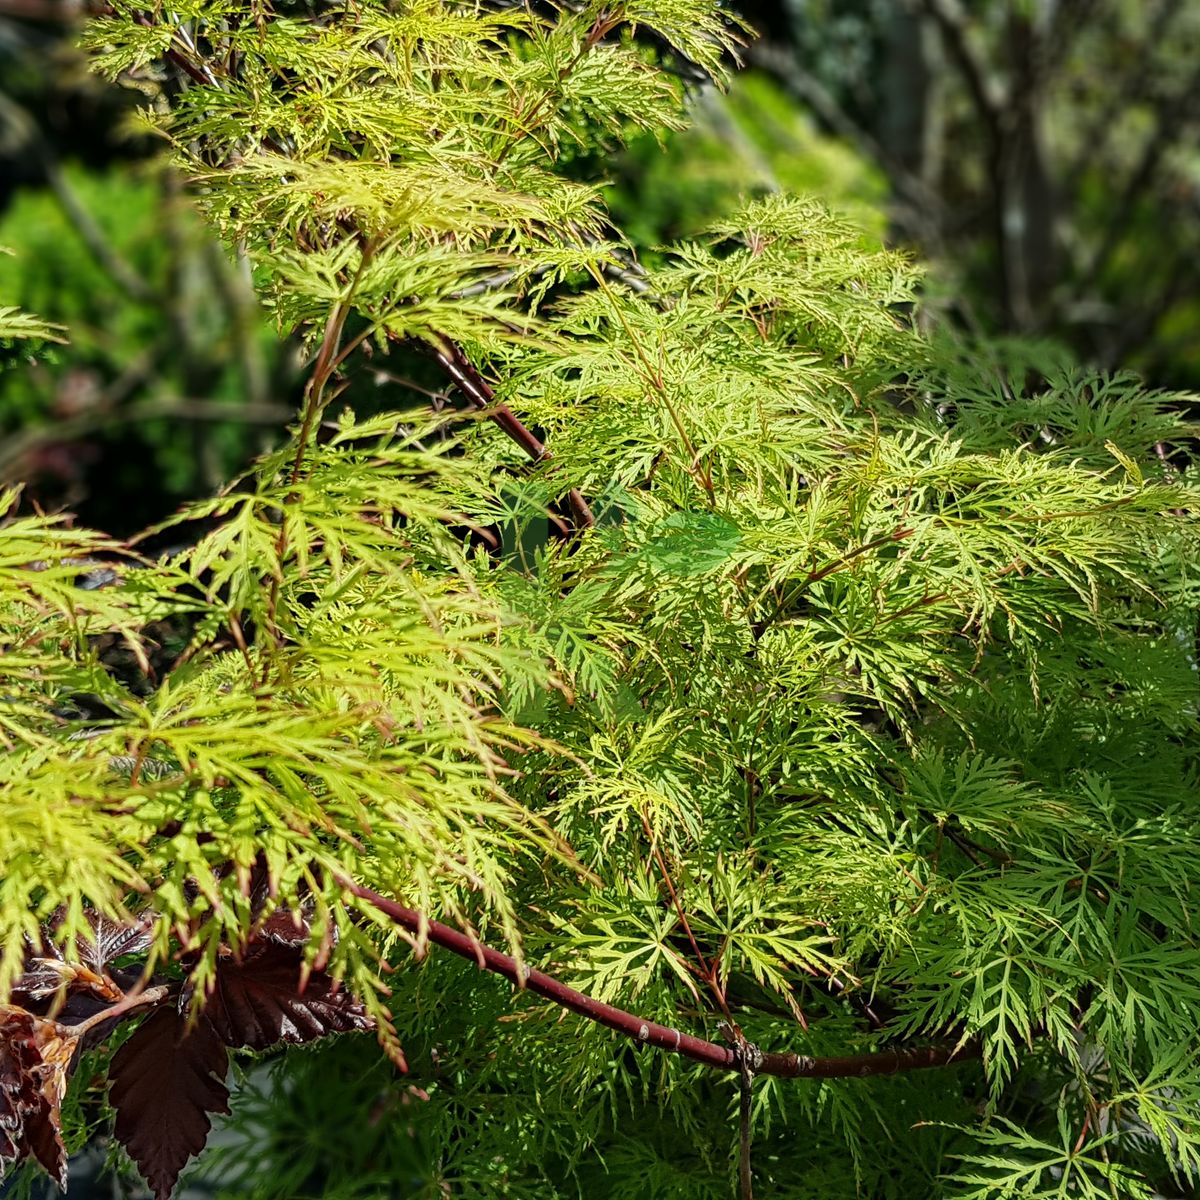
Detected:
left=346, top=881, right=979, bottom=1081
left=433, top=338, right=595, bottom=530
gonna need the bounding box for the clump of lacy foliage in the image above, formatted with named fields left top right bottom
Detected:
left=1, top=0, right=1199, bottom=1196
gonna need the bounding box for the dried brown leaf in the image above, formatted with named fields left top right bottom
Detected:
left=0, top=1005, right=79, bottom=1190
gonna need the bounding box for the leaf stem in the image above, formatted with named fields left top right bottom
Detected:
left=67, top=984, right=171, bottom=1037
left=262, top=239, right=378, bottom=650
left=588, top=267, right=716, bottom=504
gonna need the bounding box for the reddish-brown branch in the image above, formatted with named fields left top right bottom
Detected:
left=346, top=882, right=979, bottom=1080
left=651, top=841, right=724, bottom=1005
left=113, top=10, right=594, bottom=536
left=805, top=527, right=915, bottom=587
left=434, top=340, right=595, bottom=530
left=132, top=13, right=216, bottom=88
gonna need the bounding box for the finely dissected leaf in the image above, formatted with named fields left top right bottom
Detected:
left=200, top=943, right=374, bottom=1051
left=0, top=303, right=67, bottom=344
left=635, top=511, right=742, bottom=578
left=0, top=0, right=1193, bottom=1195
left=108, top=1008, right=231, bottom=1200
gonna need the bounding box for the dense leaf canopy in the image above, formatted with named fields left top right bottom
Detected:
left=1, top=0, right=1198, bottom=1196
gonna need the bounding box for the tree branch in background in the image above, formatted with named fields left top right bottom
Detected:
left=0, top=93, right=154, bottom=305
left=915, top=0, right=1005, bottom=143
left=0, top=399, right=294, bottom=482
left=749, top=41, right=945, bottom=245
left=1103, top=241, right=1200, bottom=371
left=1062, top=0, right=1186, bottom=202
left=1035, top=0, right=1099, bottom=87
left=0, top=0, right=86, bottom=21
left=1077, top=69, right=1200, bottom=297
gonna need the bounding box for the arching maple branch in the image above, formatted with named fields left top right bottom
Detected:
left=346, top=882, right=979, bottom=1080
left=432, top=339, right=595, bottom=530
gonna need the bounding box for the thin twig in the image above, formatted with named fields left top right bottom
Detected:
left=346, top=881, right=981, bottom=1081
left=433, top=339, right=595, bottom=530
left=1077, top=68, right=1200, bottom=296
left=917, top=0, right=1005, bottom=143
left=941, top=822, right=1012, bottom=868
left=128, top=5, right=599, bottom=535
left=262, top=240, right=378, bottom=649
left=1062, top=0, right=1186, bottom=201
left=719, top=1022, right=759, bottom=1200
left=130, top=11, right=288, bottom=156
left=0, top=398, right=292, bottom=482
left=589, top=267, right=715, bottom=505
left=641, top=814, right=734, bottom=1019
left=494, top=11, right=617, bottom=166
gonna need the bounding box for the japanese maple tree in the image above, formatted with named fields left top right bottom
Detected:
left=1, top=0, right=1199, bottom=1197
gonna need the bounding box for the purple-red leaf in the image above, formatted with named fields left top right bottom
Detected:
left=77, top=911, right=155, bottom=972
left=253, top=905, right=311, bottom=948
left=204, top=943, right=373, bottom=1050
left=108, top=1007, right=229, bottom=1200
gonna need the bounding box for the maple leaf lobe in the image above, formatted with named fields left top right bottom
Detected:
left=206, top=943, right=374, bottom=1050
left=108, top=1008, right=230, bottom=1200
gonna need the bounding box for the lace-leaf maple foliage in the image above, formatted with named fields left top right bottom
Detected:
left=0, top=0, right=1198, bottom=1196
